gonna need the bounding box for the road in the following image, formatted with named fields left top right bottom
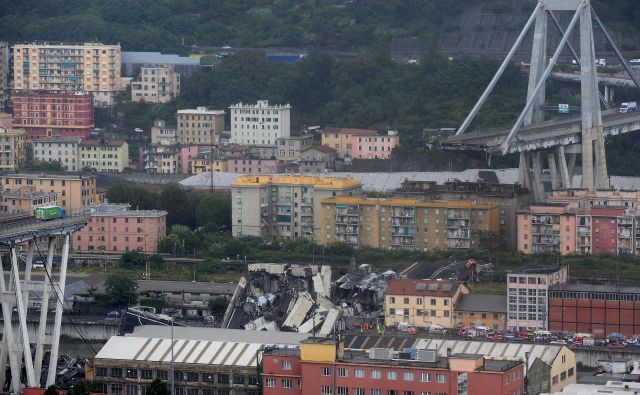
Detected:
left=402, top=259, right=470, bottom=280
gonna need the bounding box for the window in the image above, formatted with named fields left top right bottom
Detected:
left=436, top=374, right=446, bottom=383
left=371, top=370, right=382, bottom=379
left=387, top=371, right=397, bottom=380
left=389, top=297, right=395, bottom=304
left=552, top=375, right=559, bottom=384
left=321, top=386, right=333, bottom=394
left=387, top=391, right=398, bottom=395
left=403, top=372, right=414, bottom=381
left=111, top=385, right=122, bottom=395
left=355, top=389, right=365, bottom=395
left=322, top=367, right=332, bottom=376
left=337, top=387, right=348, bottom=395
left=218, top=373, right=230, bottom=384
left=338, top=367, right=347, bottom=377
left=282, top=379, right=292, bottom=389
left=403, top=392, right=415, bottom=395
left=421, top=372, right=431, bottom=382
left=112, top=368, right=123, bottom=378
left=404, top=297, right=409, bottom=304
left=157, top=371, right=168, bottom=380
left=282, top=361, right=292, bottom=370
left=126, top=369, right=137, bottom=379
left=431, top=299, right=436, bottom=305
left=141, top=370, right=153, bottom=379
left=371, top=390, right=381, bottom=395
left=568, top=368, right=574, bottom=377
left=186, top=372, right=198, bottom=381
left=354, top=369, right=365, bottom=378
left=417, top=298, right=423, bottom=305
left=202, top=374, right=213, bottom=383
left=96, top=367, right=108, bottom=377
left=265, top=378, right=275, bottom=388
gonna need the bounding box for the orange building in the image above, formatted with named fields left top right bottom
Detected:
left=0, top=186, right=57, bottom=214
left=1, top=173, right=97, bottom=212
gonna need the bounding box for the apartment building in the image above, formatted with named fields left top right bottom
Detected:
left=549, top=283, right=640, bottom=338
left=176, top=107, right=225, bottom=145
left=0, top=42, right=9, bottom=109
left=141, top=144, right=199, bottom=174
left=397, top=180, right=531, bottom=251
left=79, top=139, right=129, bottom=172
left=150, top=119, right=177, bottom=145
left=231, top=175, right=362, bottom=240
left=229, top=100, right=291, bottom=146
left=74, top=203, right=166, bottom=253
left=321, top=128, right=399, bottom=159
left=12, top=92, right=94, bottom=139
left=12, top=42, right=124, bottom=106
left=275, top=134, right=313, bottom=162
left=131, top=64, right=180, bottom=103
left=0, top=186, right=57, bottom=214
left=32, top=137, right=81, bottom=171
left=385, top=279, right=469, bottom=329
left=283, top=145, right=337, bottom=174
left=507, top=266, right=568, bottom=331
left=517, top=203, right=640, bottom=256
left=0, top=127, right=26, bottom=171
left=263, top=338, right=524, bottom=395
left=226, top=157, right=278, bottom=174
left=190, top=155, right=228, bottom=174
left=320, top=197, right=500, bottom=251
left=1, top=173, right=97, bottom=211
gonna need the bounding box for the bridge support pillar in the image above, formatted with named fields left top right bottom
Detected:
left=547, top=152, right=560, bottom=191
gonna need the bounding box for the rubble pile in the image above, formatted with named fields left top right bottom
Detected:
left=222, top=261, right=396, bottom=335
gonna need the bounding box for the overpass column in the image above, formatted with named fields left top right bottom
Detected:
left=531, top=152, right=545, bottom=202
left=524, top=7, right=548, bottom=126
left=547, top=152, right=560, bottom=191
left=518, top=152, right=532, bottom=190
left=557, top=146, right=571, bottom=188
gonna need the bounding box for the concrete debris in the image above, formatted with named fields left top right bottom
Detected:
left=283, top=292, right=314, bottom=329
left=335, top=263, right=396, bottom=312
left=224, top=261, right=394, bottom=336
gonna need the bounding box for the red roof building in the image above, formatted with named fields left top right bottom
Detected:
left=12, top=92, right=94, bottom=140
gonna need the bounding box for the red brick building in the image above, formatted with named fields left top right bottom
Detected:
left=590, top=207, right=626, bottom=255
left=12, top=92, right=94, bottom=139
left=549, top=283, right=640, bottom=337
left=262, top=338, right=525, bottom=395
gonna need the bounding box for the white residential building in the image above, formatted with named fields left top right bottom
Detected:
left=131, top=64, right=180, bottom=103
left=230, top=100, right=291, bottom=146
left=32, top=137, right=81, bottom=171
left=176, top=107, right=225, bottom=145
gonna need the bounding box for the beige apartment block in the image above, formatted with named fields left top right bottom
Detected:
left=1, top=173, right=97, bottom=212
left=176, top=107, right=225, bottom=145
left=79, top=139, right=129, bottom=172
left=0, top=127, right=26, bottom=171
left=231, top=175, right=362, bottom=241
left=12, top=42, right=124, bottom=106
left=320, top=197, right=500, bottom=251
left=131, top=65, right=180, bottom=103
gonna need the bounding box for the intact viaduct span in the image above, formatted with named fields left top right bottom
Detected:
left=442, top=0, right=640, bottom=202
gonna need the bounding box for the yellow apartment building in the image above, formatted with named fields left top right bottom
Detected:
left=177, top=107, right=225, bottom=145
left=190, top=157, right=227, bottom=174
left=131, top=65, right=180, bottom=103
left=1, top=173, right=97, bottom=212
left=232, top=175, right=362, bottom=240
left=319, top=197, right=499, bottom=251
left=0, top=127, right=26, bottom=171
left=12, top=42, right=124, bottom=106
left=79, top=139, right=129, bottom=172
left=385, top=279, right=469, bottom=329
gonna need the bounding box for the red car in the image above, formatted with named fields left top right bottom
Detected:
left=488, top=334, right=504, bottom=341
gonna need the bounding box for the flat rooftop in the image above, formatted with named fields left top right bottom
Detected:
left=551, top=283, right=640, bottom=295
left=132, top=325, right=311, bottom=344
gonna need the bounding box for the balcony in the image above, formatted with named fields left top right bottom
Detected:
left=447, top=240, right=471, bottom=249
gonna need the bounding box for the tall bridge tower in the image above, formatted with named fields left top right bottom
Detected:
left=453, top=0, right=640, bottom=201
left=0, top=214, right=87, bottom=393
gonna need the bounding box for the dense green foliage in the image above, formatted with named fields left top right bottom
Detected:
left=105, top=183, right=231, bottom=229
left=104, top=274, right=138, bottom=306
left=0, top=0, right=475, bottom=52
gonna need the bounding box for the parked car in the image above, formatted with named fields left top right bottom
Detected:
left=134, top=128, right=143, bottom=133
left=107, top=311, right=120, bottom=318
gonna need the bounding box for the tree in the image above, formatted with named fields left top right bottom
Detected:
left=105, top=274, right=138, bottom=306
left=194, top=193, right=231, bottom=229
left=44, top=385, right=59, bottom=395
left=106, top=184, right=158, bottom=210
left=208, top=297, right=229, bottom=315
left=159, top=183, right=192, bottom=227
left=147, top=378, right=170, bottom=395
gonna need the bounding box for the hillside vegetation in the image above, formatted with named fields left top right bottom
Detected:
left=0, top=0, right=476, bottom=52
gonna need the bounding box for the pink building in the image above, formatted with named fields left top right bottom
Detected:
left=351, top=130, right=399, bottom=159
left=74, top=203, right=167, bottom=253
left=226, top=158, right=278, bottom=174
left=179, top=145, right=201, bottom=174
